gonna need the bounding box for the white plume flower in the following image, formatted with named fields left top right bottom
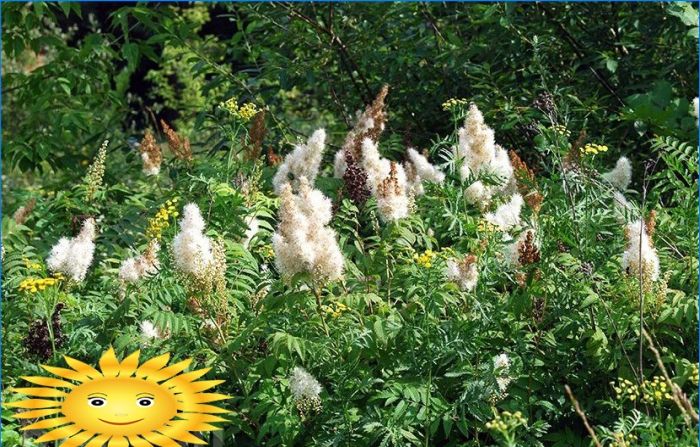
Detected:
left=453, top=104, right=514, bottom=206
left=139, top=320, right=170, bottom=341
left=273, top=178, right=344, bottom=282
left=502, top=229, right=537, bottom=267
left=172, top=203, right=214, bottom=275
left=289, top=366, right=322, bottom=401
left=46, top=218, right=97, bottom=282
left=273, top=129, right=327, bottom=194
left=404, top=148, right=444, bottom=196
left=376, top=162, right=410, bottom=222
left=485, top=194, right=524, bottom=232
left=119, top=240, right=160, bottom=284
left=444, top=255, right=478, bottom=292
left=494, top=353, right=511, bottom=370
left=602, top=156, right=632, bottom=191
left=622, top=220, right=660, bottom=282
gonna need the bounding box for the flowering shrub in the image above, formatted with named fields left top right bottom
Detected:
left=2, top=3, right=698, bottom=447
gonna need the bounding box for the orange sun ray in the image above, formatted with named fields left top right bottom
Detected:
left=21, top=416, right=71, bottom=431
left=11, top=386, right=66, bottom=398
left=13, top=408, right=62, bottom=419
left=35, top=424, right=82, bottom=442
left=107, top=435, right=129, bottom=447
left=162, top=368, right=210, bottom=390
left=20, top=376, right=75, bottom=389
left=84, top=433, right=110, bottom=447
left=64, top=356, right=103, bottom=379
left=141, top=431, right=181, bottom=447
left=117, top=351, right=140, bottom=377
left=127, top=435, right=155, bottom=447
left=134, top=353, right=170, bottom=379
left=145, top=359, right=192, bottom=382
left=4, top=398, right=61, bottom=409
left=58, top=430, right=95, bottom=447
left=158, top=423, right=207, bottom=445
left=41, top=365, right=93, bottom=382
left=99, top=347, right=121, bottom=377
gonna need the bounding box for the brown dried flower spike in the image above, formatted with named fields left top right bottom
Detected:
left=13, top=198, right=36, bottom=225
left=246, top=110, right=267, bottom=161
left=161, top=120, right=192, bottom=162
left=518, top=231, right=541, bottom=265
left=139, top=129, right=162, bottom=175
left=377, top=162, right=402, bottom=198
left=344, top=84, right=389, bottom=160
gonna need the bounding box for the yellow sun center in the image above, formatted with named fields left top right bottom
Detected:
left=62, top=377, right=178, bottom=437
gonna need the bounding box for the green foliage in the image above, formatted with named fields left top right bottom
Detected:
left=2, top=3, right=698, bottom=447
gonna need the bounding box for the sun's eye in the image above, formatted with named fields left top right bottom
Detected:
left=137, top=397, right=154, bottom=407
left=88, top=397, right=106, bottom=407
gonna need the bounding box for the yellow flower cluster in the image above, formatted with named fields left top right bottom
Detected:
left=258, top=244, right=275, bottom=259
left=611, top=431, right=638, bottom=447
left=611, top=378, right=640, bottom=402
left=550, top=124, right=571, bottom=138
left=690, top=363, right=698, bottom=385
left=413, top=249, right=437, bottom=268
left=321, top=301, right=349, bottom=318
left=641, top=376, right=673, bottom=404
left=19, top=274, right=63, bottom=293
left=442, top=98, right=469, bottom=111
left=485, top=410, right=526, bottom=432
left=477, top=219, right=498, bottom=234
left=220, top=97, right=259, bottom=122
left=146, top=198, right=180, bottom=241
left=581, top=143, right=608, bottom=155
left=23, top=258, right=42, bottom=270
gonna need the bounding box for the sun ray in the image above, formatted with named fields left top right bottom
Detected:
left=145, top=359, right=192, bottom=382
left=134, top=353, right=170, bottom=379
left=177, top=403, right=230, bottom=414
left=13, top=408, right=62, bottom=419
left=59, top=430, right=94, bottom=447
left=117, top=351, right=140, bottom=377
left=20, top=376, right=75, bottom=389
left=5, top=398, right=61, bottom=409
left=107, top=435, right=129, bottom=447
left=99, top=347, right=121, bottom=377
left=162, top=368, right=210, bottom=390
left=64, top=356, right=103, bottom=379
left=142, top=431, right=181, bottom=447
left=35, top=424, right=82, bottom=442
left=158, top=423, right=207, bottom=445
left=175, top=412, right=228, bottom=424
left=11, top=386, right=66, bottom=398
left=84, top=433, right=110, bottom=447
left=41, top=365, right=93, bottom=382
left=22, top=416, right=72, bottom=431
left=127, top=435, right=155, bottom=447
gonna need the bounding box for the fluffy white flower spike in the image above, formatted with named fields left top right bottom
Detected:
left=273, top=129, right=327, bottom=194
left=119, top=240, right=160, bottom=284
left=405, top=148, right=445, bottom=195
left=453, top=104, right=514, bottom=206
left=601, top=156, right=632, bottom=191
left=273, top=178, right=344, bottom=282
left=47, top=218, right=97, bottom=282
left=172, top=203, right=214, bottom=275
left=289, top=367, right=322, bottom=401
left=485, top=194, right=524, bottom=232
left=376, top=162, right=410, bottom=222
left=444, top=255, right=478, bottom=292
left=622, top=220, right=660, bottom=283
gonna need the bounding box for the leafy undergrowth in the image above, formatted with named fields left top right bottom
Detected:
left=2, top=83, right=697, bottom=447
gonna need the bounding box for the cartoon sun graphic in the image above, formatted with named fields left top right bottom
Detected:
left=7, top=348, right=229, bottom=446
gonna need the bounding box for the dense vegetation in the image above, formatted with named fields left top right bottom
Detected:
left=2, top=3, right=698, bottom=446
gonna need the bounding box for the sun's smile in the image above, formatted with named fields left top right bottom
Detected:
left=98, top=418, right=144, bottom=425
left=7, top=348, right=230, bottom=446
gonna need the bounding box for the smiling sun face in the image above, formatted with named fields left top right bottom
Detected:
left=7, top=348, right=229, bottom=447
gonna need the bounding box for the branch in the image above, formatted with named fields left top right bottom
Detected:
left=564, top=385, right=603, bottom=447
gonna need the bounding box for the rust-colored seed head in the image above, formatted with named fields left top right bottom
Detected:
left=344, top=84, right=389, bottom=160
left=247, top=110, right=267, bottom=160
left=342, top=151, right=371, bottom=206
left=160, top=120, right=192, bottom=161
left=518, top=231, right=541, bottom=265
left=267, top=147, right=282, bottom=166
left=377, top=162, right=401, bottom=198
left=13, top=198, right=36, bottom=225
left=645, top=210, right=657, bottom=242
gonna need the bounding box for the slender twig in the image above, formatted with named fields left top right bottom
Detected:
left=564, top=385, right=603, bottom=447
